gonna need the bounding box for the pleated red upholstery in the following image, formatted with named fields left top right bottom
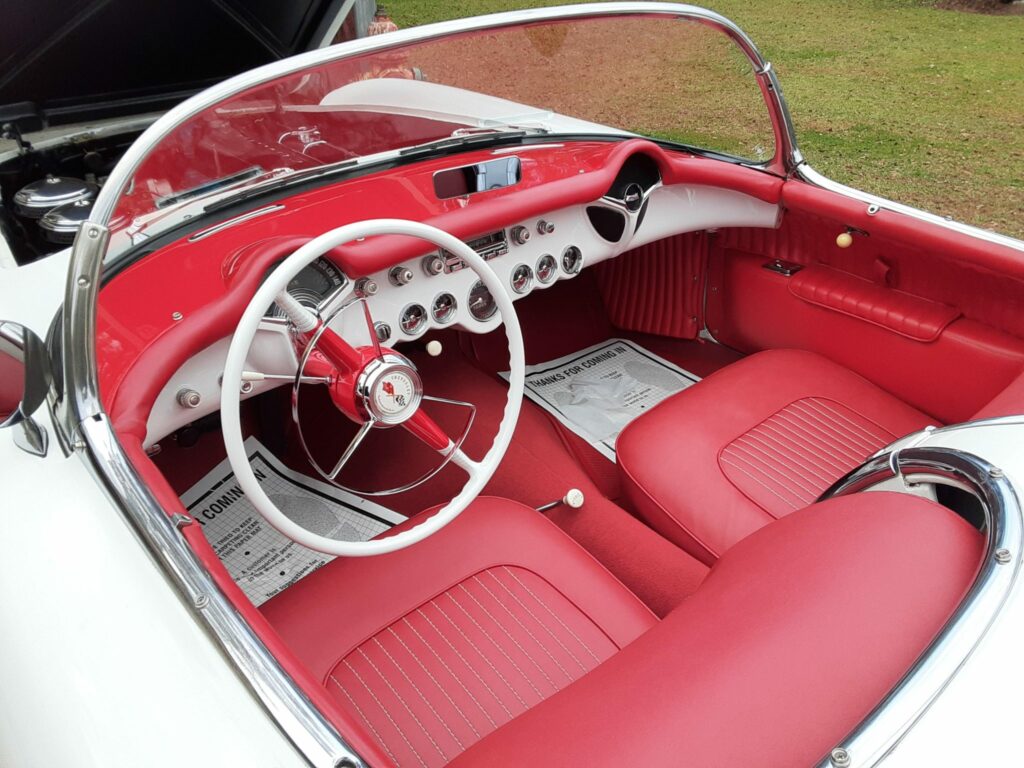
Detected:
left=719, top=397, right=897, bottom=517
left=328, top=566, right=617, bottom=768
left=595, top=232, right=706, bottom=339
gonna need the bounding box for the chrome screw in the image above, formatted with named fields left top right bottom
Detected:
left=830, top=747, right=852, bottom=768
left=995, top=549, right=1012, bottom=565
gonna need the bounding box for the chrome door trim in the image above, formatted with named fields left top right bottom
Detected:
left=817, top=447, right=1022, bottom=768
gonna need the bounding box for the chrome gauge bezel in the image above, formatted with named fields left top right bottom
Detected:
left=430, top=292, right=458, bottom=325
left=536, top=253, right=557, bottom=284
left=561, top=245, right=583, bottom=275
left=467, top=279, right=498, bottom=321
left=398, top=302, right=428, bottom=337
left=510, top=263, right=534, bottom=294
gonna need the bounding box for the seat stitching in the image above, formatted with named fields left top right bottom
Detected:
left=415, top=608, right=513, bottom=718
left=390, top=624, right=484, bottom=737
left=487, top=570, right=588, bottom=673
left=777, top=408, right=874, bottom=459
left=446, top=590, right=547, bottom=698
left=719, top=455, right=802, bottom=510
left=472, top=575, right=574, bottom=683
left=787, top=402, right=880, bottom=455
left=373, top=636, right=465, bottom=750
left=796, top=398, right=887, bottom=448
left=429, top=601, right=530, bottom=710
left=343, top=658, right=428, bottom=768
left=501, top=567, right=602, bottom=663
left=720, top=450, right=813, bottom=504
left=763, top=415, right=860, bottom=470
left=806, top=398, right=896, bottom=443
left=356, top=647, right=448, bottom=762
left=750, top=422, right=850, bottom=476
left=328, top=674, right=402, bottom=767
left=724, top=442, right=820, bottom=499
left=736, top=431, right=834, bottom=485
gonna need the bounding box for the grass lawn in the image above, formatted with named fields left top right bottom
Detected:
left=385, top=0, right=1024, bottom=239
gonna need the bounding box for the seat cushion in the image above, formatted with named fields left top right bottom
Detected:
left=617, top=349, right=934, bottom=562
left=451, top=492, right=983, bottom=768
left=261, top=497, right=656, bottom=768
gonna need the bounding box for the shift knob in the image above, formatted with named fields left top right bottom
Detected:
left=563, top=489, right=585, bottom=509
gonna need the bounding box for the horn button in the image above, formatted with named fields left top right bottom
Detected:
left=357, top=353, right=424, bottom=425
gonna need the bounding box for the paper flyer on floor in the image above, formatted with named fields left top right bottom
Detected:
left=180, top=437, right=405, bottom=605
left=504, top=338, right=700, bottom=461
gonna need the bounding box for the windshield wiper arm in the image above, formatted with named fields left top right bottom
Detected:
left=397, top=126, right=549, bottom=159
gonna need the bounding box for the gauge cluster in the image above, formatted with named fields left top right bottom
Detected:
left=322, top=203, right=618, bottom=346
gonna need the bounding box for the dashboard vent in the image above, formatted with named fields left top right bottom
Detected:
left=586, top=206, right=626, bottom=242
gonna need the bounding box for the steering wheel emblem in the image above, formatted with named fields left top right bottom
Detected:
left=362, top=360, right=422, bottom=423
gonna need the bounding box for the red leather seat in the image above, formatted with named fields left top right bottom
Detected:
left=451, top=492, right=982, bottom=767
left=617, top=349, right=934, bottom=562
left=261, top=497, right=656, bottom=768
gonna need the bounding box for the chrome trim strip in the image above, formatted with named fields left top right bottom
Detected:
left=796, top=163, right=1024, bottom=254
left=817, top=447, right=1022, bottom=767
left=188, top=204, right=286, bottom=242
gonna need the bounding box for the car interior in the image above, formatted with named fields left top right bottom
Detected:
left=87, top=16, right=1024, bottom=768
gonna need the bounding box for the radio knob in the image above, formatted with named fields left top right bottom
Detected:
left=422, top=254, right=445, bottom=276
left=176, top=388, right=202, bottom=409
left=389, top=266, right=414, bottom=286
left=510, top=225, right=531, bottom=246
left=537, top=220, right=555, bottom=235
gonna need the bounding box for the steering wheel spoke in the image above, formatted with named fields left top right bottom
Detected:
left=329, top=419, right=375, bottom=480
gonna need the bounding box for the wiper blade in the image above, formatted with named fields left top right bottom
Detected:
left=397, top=126, right=549, bottom=158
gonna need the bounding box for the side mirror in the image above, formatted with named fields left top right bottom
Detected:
left=0, top=320, right=51, bottom=456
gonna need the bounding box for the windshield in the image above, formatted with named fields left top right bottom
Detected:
left=100, top=11, right=777, bottom=260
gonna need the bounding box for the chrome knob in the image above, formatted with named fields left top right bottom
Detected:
left=389, top=266, right=414, bottom=286
left=510, top=225, right=531, bottom=245
left=176, top=388, right=201, bottom=409
left=422, top=254, right=445, bottom=276
left=354, top=277, right=378, bottom=297
left=374, top=322, right=392, bottom=343
left=537, top=219, right=555, bottom=235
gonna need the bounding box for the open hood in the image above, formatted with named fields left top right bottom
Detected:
left=0, top=0, right=356, bottom=130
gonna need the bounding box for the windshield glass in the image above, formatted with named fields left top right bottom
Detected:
left=101, top=12, right=776, bottom=259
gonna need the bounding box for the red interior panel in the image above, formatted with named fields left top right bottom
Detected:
left=788, top=264, right=961, bottom=342
left=707, top=250, right=1024, bottom=423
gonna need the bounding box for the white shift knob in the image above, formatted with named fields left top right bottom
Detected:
left=564, top=488, right=585, bottom=509
left=426, top=340, right=443, bottom=357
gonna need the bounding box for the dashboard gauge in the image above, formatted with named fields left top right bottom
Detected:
left=264, top=257, right=346, bottom=318
left=399, top=304, right=428, bottom=336
left=510, top=263, right=533, bottom=294
left=561, top=245, right=583, bottom=275
left=536, top=253, right=557, bottom=284
left=431, top=292, right=458, bottom=324
left=468, top=279, right=498, bottom=321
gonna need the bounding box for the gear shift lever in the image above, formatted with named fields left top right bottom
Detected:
left=537, top=489, right=585, bottom=512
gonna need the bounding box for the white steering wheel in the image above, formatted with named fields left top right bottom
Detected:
left=221, top=219, right=525, bottom=556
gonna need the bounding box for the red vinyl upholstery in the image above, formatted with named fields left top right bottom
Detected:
left=617, top=349, right=934, bottom=562
left=261, top=497, right=656, bottom=768
left=452, top=492, right=982, bottom=767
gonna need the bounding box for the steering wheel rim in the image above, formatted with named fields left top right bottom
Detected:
left=220, top=219, right=525, bottom=556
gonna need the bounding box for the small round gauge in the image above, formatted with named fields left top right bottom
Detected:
left=431, top=292, right=458, bottom=324
left=264, top=257, right=346, bottom=318
left=468, top=279, right=498, bottom=321
left=510, top=263, right=533, bottom=294
left=536, top=253, right=557, bottom=284
left=561, top=245, right=583, bottom=275
left=399, top=303, right=428, bottom=336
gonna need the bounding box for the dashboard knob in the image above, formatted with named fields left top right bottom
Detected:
left=354, top=277, right=378, bottom=297
left=537, top=220, right=555, bottom=235
left=176, top=388, right=202, bottom=409
left=374, top=322, right=392, bottom=343
left=510, top=225, right=531, bottom=245
left=389, top=266, right=414, bottom=286
left=422, top=254, right=445, bottom=276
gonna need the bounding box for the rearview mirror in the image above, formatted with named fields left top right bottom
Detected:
left=0, top=320, right=51, bottom=455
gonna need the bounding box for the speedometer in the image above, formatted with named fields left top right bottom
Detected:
left=468, top=280, right=497, bottom=321
left=264, top=257, right=346, bottom=318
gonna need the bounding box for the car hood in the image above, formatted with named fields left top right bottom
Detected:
left=0, top=0, right=346, bottom=130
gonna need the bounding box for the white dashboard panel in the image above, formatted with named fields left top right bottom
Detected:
left=145, top=185, right=779, bottom=446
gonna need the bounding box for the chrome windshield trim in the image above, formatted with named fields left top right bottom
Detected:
left=817, top=447, right=1022, bottom=768
left=87, top=2, right=795, bottom=259
left=796, top=162, right=1024, bottom=255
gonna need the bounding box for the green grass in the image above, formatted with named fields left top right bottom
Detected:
left=385, top=0, right=1024, bottom=238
